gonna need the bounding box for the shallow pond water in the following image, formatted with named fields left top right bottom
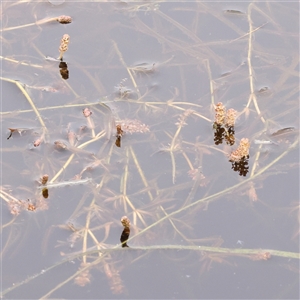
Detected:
left=1, top=1, right=299, bottom=299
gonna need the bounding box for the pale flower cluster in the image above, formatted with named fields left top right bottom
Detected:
left=214, top=102, right=226, bottom=125
left=214, top=103, right=237, bottom=127
left=57, top=15, right=72, bottom=24
left=121, top=216, right=130, bottom=228
left=225, top=108, right=237, bottom=128
left=58, top=34, right=70, bottom=59
left=229, top=138, right=250, bottom=162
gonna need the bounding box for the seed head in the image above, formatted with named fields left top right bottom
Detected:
left=58, top=34, right=70, bottom=60
left=229, top=138, right=250, bottom=162
left=225, top=108, right=237, bottom=128
left=214, top=102, right=226, bottom=126
left=120, top=216, right=130, bottom=228
left=40, top=174, right=49, bottom=185
left=57, top=15, right=72, bottom=24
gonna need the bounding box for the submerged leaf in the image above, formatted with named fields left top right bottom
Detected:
left=270, top=127, right=295, bottom=137
left=130, top=62, right=155, bottom=73
left=224, top=9, right=244, bottom=14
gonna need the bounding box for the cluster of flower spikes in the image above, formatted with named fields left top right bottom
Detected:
left=213, top=103, right=250, bottom=176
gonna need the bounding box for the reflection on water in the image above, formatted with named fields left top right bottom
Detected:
left=1, top=1, right=299, bottom=299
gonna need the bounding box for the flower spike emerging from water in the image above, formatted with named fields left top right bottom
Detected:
left=58, top=34, right=70, bottom=60
left=229, top=138, right=250, bottom=162
left=225, top=108, right=237, bottom=128
left=214, top=102, right=226, bottom=126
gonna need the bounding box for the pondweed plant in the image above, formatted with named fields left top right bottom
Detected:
left=1, top=1, right=299, bottom=298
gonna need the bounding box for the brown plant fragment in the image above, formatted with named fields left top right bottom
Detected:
left=120, top=216, right=130, bottom=247
left=230, top=155, right=249, bottom=177
left=116, top=125, right=123, bottom=137
left=115, top=125, right=123, bottom=148
left=59, top=61, right=69, bottom=79
left=213, top=124, right=225, bottom=145
left=42, top=188, right=49, bottom=199
left=225, top=131, right=235, bottom=146
left=115, top=136, right=121, bottom=148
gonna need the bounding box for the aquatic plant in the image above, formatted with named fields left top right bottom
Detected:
left=0, top=1, right=299, bottom=299
left=58, top=34, right=70, bottom=60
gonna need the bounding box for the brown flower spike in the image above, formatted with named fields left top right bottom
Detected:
left=120, top=216, right=130, bottom=247
left=40, top=174, right=49, bottom=185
